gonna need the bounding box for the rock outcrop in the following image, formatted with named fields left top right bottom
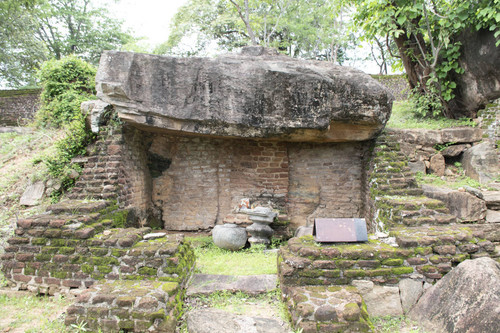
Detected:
left=410, top=258, right=500, bottom=333
left=96, top=46, right=393, bottom=142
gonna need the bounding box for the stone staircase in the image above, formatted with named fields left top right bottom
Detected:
left=278, top=131, right=499, bottom=332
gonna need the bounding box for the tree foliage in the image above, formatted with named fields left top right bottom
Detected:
left=352, top=0, right=500, bottom=118
left=0, top=0, right=132, bottom=88
left=159, top=0, right=356, bottom=64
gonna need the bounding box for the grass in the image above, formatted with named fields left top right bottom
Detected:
left=0, top=293, right=72, bottom=332
left=373, top=315, right=428, bottom=333
left=0, top=129, right=62, bottom=225
left=387, top=100, right=477, bottom=129
left=186, top=236, right=278, bottom=275
left=415, top=172, right=494, bottom=190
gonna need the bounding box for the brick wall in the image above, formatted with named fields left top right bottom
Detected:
left=72, top=124, right=371, bottom=231
left=288, top=142, right=369, bottom=229
left=0, top=89, right=41, bottom=126
left=149, top=135, right=289, bottom=230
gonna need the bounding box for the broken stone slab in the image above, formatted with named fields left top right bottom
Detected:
left=143, top=232, right=167, bottom=240
left=408, top=160, right=426, bottom=175
left=440, top=144, right=469, bottom=157
left=482, top=191, right=500, bottom=210
left=399, top=278, right=424, bottom=314
left=187, top=274, right=277, bottom=296
left=351, top=280, right=403, bottom=316
left=81, top=100, right=112, bottom=134
left=486, top=210, right=500, bottom=223
left=422, top=185, right=486, bottom=222
left=462, top=142, right=500, bottom=184
left=187, top=308, right=288, bottom=333
left=409, top=258, right=500, bottom=333
left=20, top=181, right=45, bottom=206
left=96, top=47, right=393, bottom=142
left=389, top=127, right=482, bottom=146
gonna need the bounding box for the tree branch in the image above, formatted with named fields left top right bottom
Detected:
left=229, top=0, right=257, bottom=45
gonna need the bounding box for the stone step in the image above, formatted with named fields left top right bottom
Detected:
left=186, top=308, right=289, bottom=333
left=378, top=196, right=446, bottom=211
left=47, top=200, right=111, bottom=215
left=186, top=274, right=277, bottom=296
left=384, top=188, right=424, bottom=196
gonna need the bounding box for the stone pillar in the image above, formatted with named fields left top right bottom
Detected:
left=244, top=207, right=277, bottom=246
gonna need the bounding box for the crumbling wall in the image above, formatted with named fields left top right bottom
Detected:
left=0, top=89, right=40, bottom=126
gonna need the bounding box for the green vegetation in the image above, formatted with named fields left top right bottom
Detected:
left=0, top=0, right=132, bottom=87
left=33, top=56, right=97, bottom=201
left=187, top=236, right=278, bottom=275
left=353, top=0, right=500, bottom=118
left=0, top=293, right=72, bottom=333
left=372, top=315, right=428, bottom=333
left=387, top=100, right=477, bottom=129
left=0, top=129, right=61, bottom=223
left=415, top=173, right=490, bottom=190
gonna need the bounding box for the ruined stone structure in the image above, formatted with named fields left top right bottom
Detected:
left=84, top=47, right=392, bottom=231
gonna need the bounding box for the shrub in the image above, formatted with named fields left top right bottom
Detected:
left=34, top=56, right=98, bottom=200
left=35, top=55, right=96, bottom=128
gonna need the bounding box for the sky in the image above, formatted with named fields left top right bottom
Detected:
left=107, top=0, right=189, bottom=46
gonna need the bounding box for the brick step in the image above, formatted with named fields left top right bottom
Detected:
left=372, top=171, right=414, bottom=178
left=279, top=226, right=498, bottom=286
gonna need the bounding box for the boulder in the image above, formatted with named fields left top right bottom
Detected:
left=212, top=224, right=247, bottom=251
left=447, top=28, right=500, bottom=118
left=96, top=47, right=393, bottom=142
left=462, top=142, right=499, bottom=184
left=429, top=153, right=445, bottom=176
left=410, top=257, right=500, bottom=333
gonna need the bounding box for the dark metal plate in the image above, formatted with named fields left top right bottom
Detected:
left=313, top=218, right=368, bottom=243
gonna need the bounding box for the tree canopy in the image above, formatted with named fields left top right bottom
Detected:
left=352, top=0, right=500, bottom=118
left=158, top=0, right=356, bottom=64
left=0, top=0, right=132, bottom=88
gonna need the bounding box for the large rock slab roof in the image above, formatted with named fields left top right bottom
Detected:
left=96, top=46, right=393, bottom=142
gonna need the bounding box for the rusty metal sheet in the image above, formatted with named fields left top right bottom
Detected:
left=313, top=218, right=368, bottom=243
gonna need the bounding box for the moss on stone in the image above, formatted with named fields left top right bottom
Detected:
left=365, top=268, right=392, bottom=277
left=50, top=239, right=66, bottom=247
left=97, top=265, right=112, bottom=274
left=41, top=246, right=59, bottom=254
left=414, top=247, right=433, bottom=255
left=35, top=254, right=51, bottom=262
left=52, top=271, right=67, bottom=279
left=31, top=238, right=48, bottom=246
left=138, top=267, right=157, bottom=276
left=382, top=258, right=403, bottom=266
left=58, top=247, right=75, bottom=255
left=82, top=264, right=94, bottom=274
left=391, top=267, right=414, bottom=275
left=161, top=282, right=179, bottom=295
left=344, top=269, right=367, bottom=278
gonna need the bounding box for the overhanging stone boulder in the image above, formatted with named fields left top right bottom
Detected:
left=96, top=47, right=393, bottom=142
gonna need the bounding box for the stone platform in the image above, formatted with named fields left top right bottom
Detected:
left=65, top=280, right=181, bottom=332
